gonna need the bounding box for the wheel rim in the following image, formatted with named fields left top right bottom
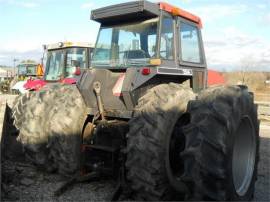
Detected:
left=232, top=116, right=256, bottom=196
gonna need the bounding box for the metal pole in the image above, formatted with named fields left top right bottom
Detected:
left=13, top=58, right=18, bottom=77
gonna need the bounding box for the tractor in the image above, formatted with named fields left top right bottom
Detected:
left=17, top=1, right=259, bottom=201
left=11, top=42, right=94, bottom=133
left=15, top=42, right=94, bottom=93
left=10, top=61, right=41, bottom=94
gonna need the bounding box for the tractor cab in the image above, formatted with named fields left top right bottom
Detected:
left=22, top=42, right=94, bottom=92
left=78, top=1, right=207, bottom=118
left=17, top=62, right=39, bottom=80
left=44, top=42, right=94, bottom=82
left=90, top=1, right=207, bottom=91
left=10, top=62, right=40, bottom=93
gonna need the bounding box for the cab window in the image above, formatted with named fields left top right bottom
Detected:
left=45, top=50, right=64, bottom=81
left=148, top=34, right=157, bottom=58
left=160, top=16, right=174, bottom=60
left=179, top=22, right=201, bottom=63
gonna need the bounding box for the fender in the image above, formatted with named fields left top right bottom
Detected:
left=23, top=79, right=47, bottom=91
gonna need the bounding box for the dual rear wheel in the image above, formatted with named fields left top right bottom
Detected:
left=126, top=84, right=259, bottom=201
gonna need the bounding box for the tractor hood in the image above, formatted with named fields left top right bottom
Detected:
left=23, top=78, right=77, bottom=92
left=24, top=79, right=47, bottom=91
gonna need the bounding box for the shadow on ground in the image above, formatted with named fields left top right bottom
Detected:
left=254, top=136, right=270, bottom=201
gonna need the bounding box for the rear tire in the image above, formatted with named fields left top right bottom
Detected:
left=182, top=85, right=259, bottom=201
left=17, top=85, right=62, bottom=169
left=12, top=92, right=33, bottom=131
left=46, top=85, right=87, bottom=175
left=126, top=83, right=195, bottom=200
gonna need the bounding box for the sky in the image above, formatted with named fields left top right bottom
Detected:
left=0, top=0, right=270, bottom=71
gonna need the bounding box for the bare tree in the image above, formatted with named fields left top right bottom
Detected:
left=239, top=56, right=255, bottom=84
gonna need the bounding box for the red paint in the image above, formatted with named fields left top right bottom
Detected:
left=23, top=79, right=47, bottom=91
left=112, top=73, right=125, bottom=97
left=23, top=77, right=77, bottom=91
left=61, top=78, right=77, bottom=85
left=208, top=70, right=226, bottom=86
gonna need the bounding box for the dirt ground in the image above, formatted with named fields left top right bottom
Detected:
left=1, top=94, right=270, bottom=201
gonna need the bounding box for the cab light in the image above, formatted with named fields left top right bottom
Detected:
left=172, top=7, right=181, bottom=16
left=150, top=58, right=161, bottom=66
left=58, top=42, right=64, bottom=47
left=141, top=68, right=151, bottom=75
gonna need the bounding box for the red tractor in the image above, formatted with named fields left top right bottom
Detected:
left=11, top=42, right=94, bottom=132
left=9, top=62, right=41, bottom=94
left=23, top=42, right=94, bottom=91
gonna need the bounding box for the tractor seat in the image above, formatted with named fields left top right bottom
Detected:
left=124, top=50, right=149, bottom=59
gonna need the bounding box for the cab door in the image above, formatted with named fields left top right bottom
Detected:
left=177, top=17, right=207, bottom=92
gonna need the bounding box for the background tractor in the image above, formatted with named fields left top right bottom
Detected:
left=9, top=61, right=40, bottom=94
left=16, top=42, right=94, bottom=93
left=10, top=42, right=94, bottom=135
left=16, top=1, right=259, bottom=201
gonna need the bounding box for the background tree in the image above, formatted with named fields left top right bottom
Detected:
left=239, top=56, right=255, bottom=84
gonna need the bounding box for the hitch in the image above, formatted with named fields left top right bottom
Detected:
left=93, top=81, right=105, bottom=121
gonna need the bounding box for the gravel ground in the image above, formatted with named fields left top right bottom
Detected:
left=254, top=124, right=270, bottom=201
left=1, top=94, right=270, bottom=201
left=1, top=125, right=269, bottom=201
left=2, top=160, right=116, bottom=201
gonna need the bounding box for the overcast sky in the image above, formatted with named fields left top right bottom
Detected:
left=0, top=0, right=270, bottom=71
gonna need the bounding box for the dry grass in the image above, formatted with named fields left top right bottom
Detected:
left=222, top=72, right=270, bottom=102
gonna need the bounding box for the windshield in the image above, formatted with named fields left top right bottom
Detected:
left=45, top=50, right=64, bottom=81
left=45, top=47, right=87, bottom=81
left=26, top=65, right=37, bottom=75
left=18, top=64, right=37, bottom=76
left=66, top=48, right=87, bottom=78
left=92, top=18, right=158, bottom=68
left=18, top=65, right=26, bottom=75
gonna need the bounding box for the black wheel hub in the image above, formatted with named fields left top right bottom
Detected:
left=166, top=114, right=190, bottom=194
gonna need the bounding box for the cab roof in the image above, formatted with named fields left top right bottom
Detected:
left=17, top=62, right=38, bottom=66
left=91, top=0, right=202, bottom=27
left=46, top=42, right=94, bottom=50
